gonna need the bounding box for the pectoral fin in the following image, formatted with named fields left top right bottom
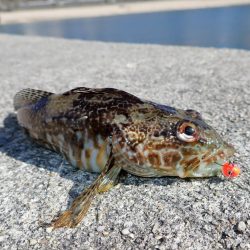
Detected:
left=51, top=156, right=121, bottom=228
left=97, top=164, right=121, bottom=193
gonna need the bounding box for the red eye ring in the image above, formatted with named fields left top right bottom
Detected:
left=177, top=122, right=199, bottom=142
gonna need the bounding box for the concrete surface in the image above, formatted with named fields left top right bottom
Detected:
left=1, top=0, right=250, bottom=24
left=0, top=34, right=249, bottom=249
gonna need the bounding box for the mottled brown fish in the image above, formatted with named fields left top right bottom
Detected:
left=14, top=87, right=235, bottom=228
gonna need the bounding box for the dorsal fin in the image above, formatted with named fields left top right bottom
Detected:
left=14, top=88, right=53, bottom=110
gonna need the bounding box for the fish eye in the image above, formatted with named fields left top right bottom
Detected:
left=184, top=126, right=195, bottom=136
left=177, top=122, right=199, bottom=142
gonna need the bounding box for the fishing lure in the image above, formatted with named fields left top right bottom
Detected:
left=222, top=162, right=240, bottom=178
left=14, top=87, right=236, bottom=228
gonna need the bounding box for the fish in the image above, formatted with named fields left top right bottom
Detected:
left=14, top=87, right=235, bottom=228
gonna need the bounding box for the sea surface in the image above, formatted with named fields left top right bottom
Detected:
left=1, top=4, right=250, bottom=50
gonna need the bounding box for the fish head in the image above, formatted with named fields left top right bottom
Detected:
left=148, top=107, right=235, bottom=178
left=111, top=103, right=235, bottom=178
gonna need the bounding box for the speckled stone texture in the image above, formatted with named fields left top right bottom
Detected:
left=0, top=34, right=249, bottom=250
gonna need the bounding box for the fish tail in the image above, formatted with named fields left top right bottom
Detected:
left=14, top=88, right=53, bottom=110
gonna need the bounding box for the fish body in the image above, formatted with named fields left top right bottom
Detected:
left=14, top=87, right=236, bottom=228
left=14, top=87, right=235, bottom=178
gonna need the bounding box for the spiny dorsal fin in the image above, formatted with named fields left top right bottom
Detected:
left=14, top=88, right=53, bottom=110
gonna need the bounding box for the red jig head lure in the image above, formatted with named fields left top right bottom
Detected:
left=221, top=162, right=241, bottom=178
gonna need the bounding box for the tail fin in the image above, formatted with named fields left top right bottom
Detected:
left=14, top=88, right=53, bottom=110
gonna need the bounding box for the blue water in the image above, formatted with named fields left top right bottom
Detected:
left=1, top=4, right=250, bottom=50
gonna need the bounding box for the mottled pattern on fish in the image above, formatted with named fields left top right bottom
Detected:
left=14, top=87, right=235, bottom=178
left=14, top=87, right=236, bottom=228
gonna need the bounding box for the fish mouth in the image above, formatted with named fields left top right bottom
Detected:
left=202, top=142, right=235, bottom=164
left=193, top=143, right=236, bottom=177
